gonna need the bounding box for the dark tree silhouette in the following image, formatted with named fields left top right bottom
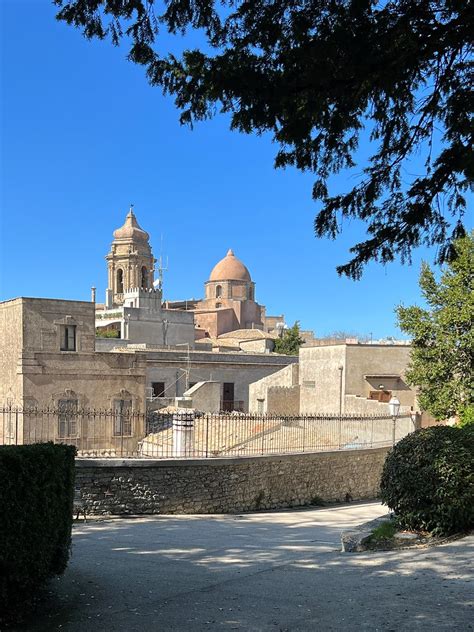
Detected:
left=55, top=0, right=473, bottom=277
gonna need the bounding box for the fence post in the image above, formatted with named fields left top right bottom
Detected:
left=120, top=400, right=124, bottom=457
left=338, top=414, right=342, bottom=449
left=261, top=415, right=265, bottom=455
left=205, top=414, right=209, bottom=458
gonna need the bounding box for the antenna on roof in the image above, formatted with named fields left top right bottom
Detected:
left=154, top=233, right=168, bottom=298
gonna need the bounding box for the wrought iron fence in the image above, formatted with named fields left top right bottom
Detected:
left=0, top=404, right=415, bottom=458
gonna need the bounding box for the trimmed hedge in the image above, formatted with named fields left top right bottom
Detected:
left=380, top=426, right=474, bottom=535
left=0, top=443, right=76, bottom=614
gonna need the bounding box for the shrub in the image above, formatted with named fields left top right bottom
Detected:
left=380, top=426, right=474, bottom=535
left=458, top=404, right=474, bottom=428
left=96, top=327, right=120, bottom=338
left=0, top=443, right=76, bottom=615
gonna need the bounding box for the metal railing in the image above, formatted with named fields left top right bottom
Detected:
left=0, top=405, right=415, bottom=459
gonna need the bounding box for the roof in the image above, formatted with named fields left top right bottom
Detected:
left=195, top=337, right=241, bottom=350
left=209, top=249, right=251, bottom=282
left=113, top=208, right=149, bottom=242
left=364, top=374, right=403, bottom=378
left=218, top=329, right=278, bottom=341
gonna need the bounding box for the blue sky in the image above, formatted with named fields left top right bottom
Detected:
left=1, top=1, right=470, bottom=338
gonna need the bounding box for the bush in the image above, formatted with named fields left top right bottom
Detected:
left=458, top=404, right=474, bottom=428
left=0, top=443, right=76, bottom=615
left=96, top=327, right=120, bottom=338
left=380, top=426, right=474, bottom=535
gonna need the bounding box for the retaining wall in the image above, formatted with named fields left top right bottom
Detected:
left=76, top=447, right=389, bottom=515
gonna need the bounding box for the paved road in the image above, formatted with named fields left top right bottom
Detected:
left=20, top=502, right=473, bottom=631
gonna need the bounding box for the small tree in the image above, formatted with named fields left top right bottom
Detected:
left=274, top=322, right=305, bottom=356
left=396, top=233, right=473, bottom=420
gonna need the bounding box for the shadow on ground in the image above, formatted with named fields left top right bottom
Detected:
left=15, top=502, right=474, bottom=631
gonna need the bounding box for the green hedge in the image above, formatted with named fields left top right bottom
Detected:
left=380, top=426, right=474, bottom=535
left=0, top=443, right=76, bottom=614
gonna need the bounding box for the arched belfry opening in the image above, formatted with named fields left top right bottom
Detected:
left=215, top=285, right=222, bottom=298
left=116, top=269, right=124, bottom=293
left=141, top=266, right=148, bottom=289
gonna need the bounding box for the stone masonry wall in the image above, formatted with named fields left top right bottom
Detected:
left=267, top=386, right=300, bottom=415
left=76, top=447, right=389, bottom=515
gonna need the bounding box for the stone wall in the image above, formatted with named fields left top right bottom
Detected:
left=343, top=395, right=411, bottom=415
left=299, top=345, right=346, bottom=414
left=345, top=345, right=414, bottom=407
left=183, top=381, right=221, bottom=413
left=75, top=447, right=389, bottom=515
left=267, top=386, right=300, bottom=415
left=0, top=299, right=24, bottom=407
left=249, top=363, right=299, bottom=413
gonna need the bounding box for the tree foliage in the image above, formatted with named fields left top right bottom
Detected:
left=321, top=330, right=371, bottom=342
left=54, top=0, right=473, bottom=278
left=396, top=232, right=474, bottom=420
left=274, top=321, right=305, bottom=355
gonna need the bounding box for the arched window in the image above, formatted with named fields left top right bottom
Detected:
left=116, top=269, right=124, bottom=293
left=249, top=286, right=254, bottom=301
left=141, top=266, right=148, bottom=289
left=216, top=285, right=222, bottom=298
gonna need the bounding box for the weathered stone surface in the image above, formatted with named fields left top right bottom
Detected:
left=75, top=447, right=390, bottom=516
left=341, top=514, right=392, bottom=552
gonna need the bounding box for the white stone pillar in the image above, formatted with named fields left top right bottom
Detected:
left=105, top=289, right=113, bottom=308
left=172, top=412, right=194, bottom=457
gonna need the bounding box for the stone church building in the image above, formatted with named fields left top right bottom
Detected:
left=98, top=208, right=283, bottom=344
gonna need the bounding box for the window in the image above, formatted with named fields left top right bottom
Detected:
left=222, top=382, right=235, bottom=411
left=58, top=399, right=78, bottom=438
left=141, top=266, right=148, bottom=289
left=215, top=285, right=222, bottom=298
left=152, top=382, right=165, bottom=398
left=113, top=399, right=132, bottom=436
left=116, top=269, right=124, bottom=293
left=257, top=399, right=265, bottom=414
left=60, top=325, right=76, bottom=351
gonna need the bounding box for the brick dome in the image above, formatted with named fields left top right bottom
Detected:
left=209, top=249, right=251, bottom=282
left=113, top=208, right=149, bottom=242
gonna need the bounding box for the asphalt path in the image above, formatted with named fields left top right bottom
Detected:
left=17, top=502, right=473, bottom=631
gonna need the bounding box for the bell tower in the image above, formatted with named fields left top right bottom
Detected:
left=105, top=206, right=155, bottom=307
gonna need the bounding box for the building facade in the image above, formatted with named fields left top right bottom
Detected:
left=249, top=343, right=417, bottom=415
left=0, top=297, right=147, bottom=450
left=145, top=348, right=298, bottom=411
